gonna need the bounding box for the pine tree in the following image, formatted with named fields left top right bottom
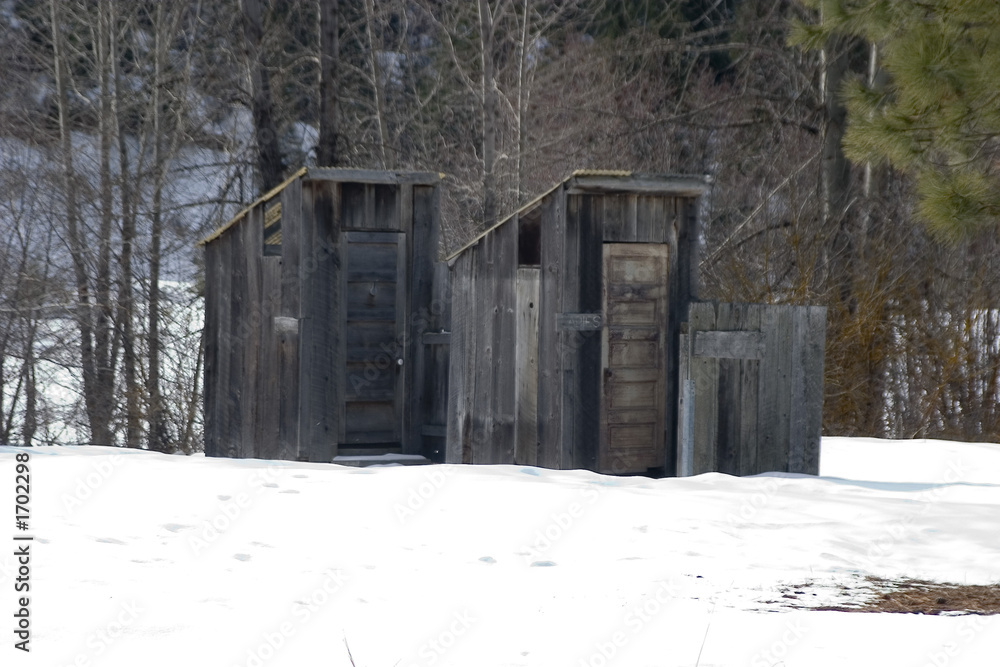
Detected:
left=791, top=0, right=1000, bottom=237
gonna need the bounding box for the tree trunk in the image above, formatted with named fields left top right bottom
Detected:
left=50, top=0, right=111, bottom=446
left=478, top=0, right=498, bottom=227
left=317, top=0, right=339, bottom=167
left=242, top=0, right=284, bottom=189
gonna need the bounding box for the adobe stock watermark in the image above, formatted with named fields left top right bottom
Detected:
left=726, top=476, right=784, bottom=527
left=749, top=617, right=809, bottom=667
left=188, top=463, right=285, bottom=556
left=401, top=609, right=477, bottom=667
left=521, top=484, right=605, bottom=563
left=60, top=453, right=126, bottom=513
left=232, top=568, right=351, bottom=667
left=577, top=579, right=682, bottom=667
left=57, top=600, right=143, bottom=667
left=393, top=465, right=457, bottom=524
left=922, top=613, right=993, bottom=667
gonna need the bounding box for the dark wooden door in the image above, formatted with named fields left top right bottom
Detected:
left=600, top=243, right=669, bottom=473
left=342, top=231, right=407, bottom=446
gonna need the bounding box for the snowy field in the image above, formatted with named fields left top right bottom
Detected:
left=1, top=437, right=998, bottom=667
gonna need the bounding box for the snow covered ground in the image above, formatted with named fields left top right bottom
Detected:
left=1, top=437, right=998, bottom=667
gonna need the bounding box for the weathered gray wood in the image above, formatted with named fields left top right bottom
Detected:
left=715, top=303, right=746, bottom=475
left=374, top=184, right=399, bottom=231
left=515, top=268, right=540, bottom=466
left=688, top=302, right=718, bottom=474
left=635, top=195, right=655, bottom=243
left=536, top=185, right=566, bottom=469
left=576, top=193, right=604, bottom=471
left=693, top=330, right=766, bottom=359
left=340, top=182, right=366, bottom=230
left=788, top=306, right=826, bottom=474
left=306, top=167, right=441, bottom=185
left=471, top=232, right=495, bottom=464
left=202, top=240, right=221, bottom=457
left=756, top=306, right=787, bottom=472
left=446, top=250, right=475, bottom=463
left=557, top=313, right=603, bottom=330
left=239, top=206, right=262, bottom=459
left=676, top=331, right=692, bottom=476
left=403, top=182, right=423, bottom=455
left=568, top=174, right=710, bottom=197
left=256, top=256, right=282, bottom=460
left=738, top=305, right=762, bottom=475
left=213, top=232, right=233, bottom=458
left=493, top=218, right=517, bottom=463
left=299, top=180, right=339, bottom=462
left=227, top=219, right=246, bottom=459
left=601, top=194, right=627, bottom=242
left=421, top=332, right=451, bottom=345
left=600, top=243, right=669, bottom=473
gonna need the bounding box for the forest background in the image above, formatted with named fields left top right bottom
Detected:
left=1, top=0, right=997, bottom=453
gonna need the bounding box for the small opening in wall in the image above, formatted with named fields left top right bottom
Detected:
left=518, top=209, right=541, bottom=266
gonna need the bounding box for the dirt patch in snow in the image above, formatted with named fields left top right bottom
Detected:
left=779, top=577, right=1000, bottom=615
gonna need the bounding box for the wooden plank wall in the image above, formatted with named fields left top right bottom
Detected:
left=536, top=188, right=567, bottom=468
left=297, top=180, right=338, bottom=462
left=682, top=302, right=825, bottom=476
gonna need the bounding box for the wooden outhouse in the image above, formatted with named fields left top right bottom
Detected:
left=444, top=170, right=826, bottom=477
left=445, top=171, right=709, bottom=475
left=201, top=168, right=450, bottom=463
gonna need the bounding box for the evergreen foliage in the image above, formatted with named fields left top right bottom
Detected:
left=790, top=0, right=1000, bottom=237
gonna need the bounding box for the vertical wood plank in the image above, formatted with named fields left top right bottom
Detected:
left=560, top=194, right=581, bottom=469
left=406, top=183, right=427, bottom=455
left=214, top=233, right=233, bottom=458
left=577, top=194, right=603, bottom=471
left=738, top=305, right=762, bottom=475
left=202, top=240, right=221, bottom=457
left=515, top=268, right=540, bottom=465
left=227, top=219, right=246, bottom=459
left=789, top=306, right=826, bottom=474
left=472, top=233, right=495, bottom=464
left=493, top=219, right=517, bottom=463
left=624, top=194, right=638, bottom=241
left=277, top=179, right=302, bottom=460
left=537, top=186, right=566, bottom=468
left=689, top=302, right=717, bottom=474
left=635, top=195, right=654, bottom=243
left=714, top=302, right=741, bottom=475
left=256, top=256, right=282, bottom=460
left=239, top=206, right=263, bottom=459
left=446, top=251, right=474, bottom=463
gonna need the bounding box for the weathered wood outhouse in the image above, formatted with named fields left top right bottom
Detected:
left=445, top=170, right=826, bottom=477
left=201, top=168, right=450, bottom=463
left=445, top=171, right=708, bottom=475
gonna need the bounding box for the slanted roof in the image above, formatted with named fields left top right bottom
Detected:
left=198, top=167, right=443, bottom=246
left=444, top=170, right=712, bottom=261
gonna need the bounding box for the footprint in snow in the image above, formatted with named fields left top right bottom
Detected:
left=530, top=561, right=557, bottom=568
left=279, top=489, right=300, bottom=494
left=262, top=483, right=279, bottom=488
left=163, top=523, right=189, bottom=533
left=519, top=467, right=541, bottom=476
left=293, top=474, right=308, bottom=479
left=217, top=495, right=231, bottom=501
left=634, top=525, right=648, bottom=533
left=233, top=553, right=251, bottom=562
left=479, top=556, right=497, bottom=564
left=96, top=537, right=127, bottom=545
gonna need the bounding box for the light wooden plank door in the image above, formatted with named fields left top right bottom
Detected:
left=600, top=243, right=668, bottom=473
left=342, top=231, right=407, bottom=446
